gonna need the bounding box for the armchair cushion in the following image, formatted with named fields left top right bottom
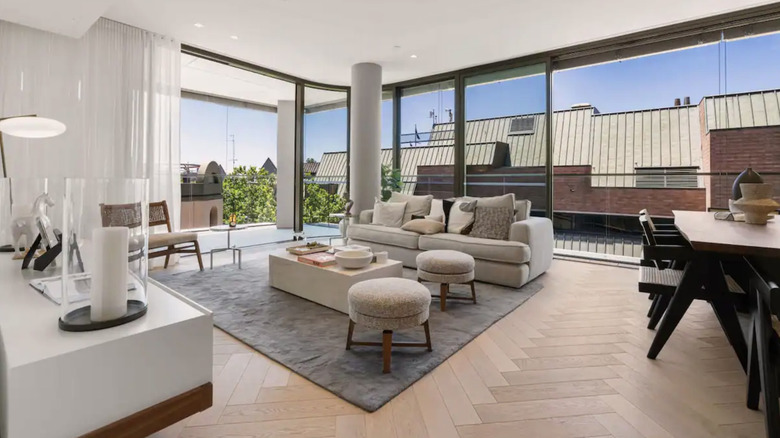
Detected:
left=149, top=232, right=199, bottom=249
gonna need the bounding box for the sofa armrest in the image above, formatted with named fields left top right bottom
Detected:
left=509, top=217, right=553, bottom=282
left=359, top=209, right=374, bottom=224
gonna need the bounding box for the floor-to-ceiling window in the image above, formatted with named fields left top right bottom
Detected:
left=399, top=80, right=456, bottom=199
left=303, top=87, right=348, bottom=231
left=549, top=27, right=780, bottom=259
left=179, top=53, right=294, bottom=249
left=464, top=64, right=548, bottom=213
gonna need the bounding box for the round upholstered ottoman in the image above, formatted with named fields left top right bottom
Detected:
left=347, top=278, right=432, bottom=373
left=416, top=250, right=476, bottom=311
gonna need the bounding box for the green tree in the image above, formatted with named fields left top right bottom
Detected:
left=303, top=182, right=346, bottom=224
left=222, top=166, right=277, bottom=224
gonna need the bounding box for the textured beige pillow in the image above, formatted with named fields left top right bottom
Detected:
left=401, top=219, right=445, bottom=235
left=372, top=199, right=407, bottom=228
left=389, top=192, right=434, bottom=224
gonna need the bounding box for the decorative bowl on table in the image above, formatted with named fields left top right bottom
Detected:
left=733, top=183, right=779, bottom=225
left=335, top=250, right=373, bottom=269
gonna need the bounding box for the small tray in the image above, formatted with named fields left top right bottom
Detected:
left=286, top=243, right=332, bottom=256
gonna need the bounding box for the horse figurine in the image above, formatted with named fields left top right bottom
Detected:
left=11, top=193, right=55, bottom=258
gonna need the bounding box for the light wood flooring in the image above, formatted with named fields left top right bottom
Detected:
left=150, top=258, right=766, bottom=438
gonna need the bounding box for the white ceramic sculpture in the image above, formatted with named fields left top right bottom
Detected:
left=10, top=192, right=54, bottom=257
left=733, top=183, right=778, bottom=225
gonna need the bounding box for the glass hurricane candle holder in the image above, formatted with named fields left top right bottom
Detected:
left=60, top=178, right=150, bottom=331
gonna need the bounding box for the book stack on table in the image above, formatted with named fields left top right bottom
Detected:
left=297, top=252, right=337, bottom=267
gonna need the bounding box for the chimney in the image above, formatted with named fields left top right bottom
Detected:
left=674, top=98, right=681, bottom=107
left=684, top=96, right=691, bottom=105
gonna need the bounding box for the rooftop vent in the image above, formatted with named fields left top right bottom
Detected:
left=508, top=116, right=535, bottom=136
left=674, top=98, right=681, bottom=107
left=570, top=103, right=591, bottom=109
left=684, top=96, right=691, bottom=105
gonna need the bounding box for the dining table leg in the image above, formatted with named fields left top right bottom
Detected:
left=647, top=258, right=703, bottom=360
left=710, top=300, right=748, bottom=371
left=704, top=255, right=748, bottom=371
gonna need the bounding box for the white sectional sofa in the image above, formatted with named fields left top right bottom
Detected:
left=347, top=196, right=553, bottom=288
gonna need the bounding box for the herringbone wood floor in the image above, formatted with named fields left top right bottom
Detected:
left=150, top=258, right=766, bottom=438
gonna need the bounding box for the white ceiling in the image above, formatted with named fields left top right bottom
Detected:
left=3, top=0, right=778, bottom=86
left=182, top=53, right=347, bottom=107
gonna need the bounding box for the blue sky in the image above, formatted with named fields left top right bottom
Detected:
left=181, top=33, right=780, bottom=171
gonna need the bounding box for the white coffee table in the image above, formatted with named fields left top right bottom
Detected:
left=268, top=249, right=403, bottom=313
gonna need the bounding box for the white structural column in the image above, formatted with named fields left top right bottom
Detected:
left=276, top=100, right=296, bottom=228
left=349, top=63, right=383, bottom=216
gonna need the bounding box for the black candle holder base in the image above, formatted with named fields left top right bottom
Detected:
left=59, top=300, right=147, bottom=332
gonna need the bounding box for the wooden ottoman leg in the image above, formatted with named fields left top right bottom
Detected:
left=382, top=330, right=393, bottom=373
left=440, top=284, right=448, bottom=311
left=423, top=321, right=432, bottom=351
left=470, top=280, right=477, bottom=304
left=346, top=320, right=355, bottom=350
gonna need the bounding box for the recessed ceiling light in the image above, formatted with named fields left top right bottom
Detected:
left=410, top=54, right=418, bottom=59
left=230, top=35, right=239, bottom=40
left=194, top=23, right=204, bottom=28
left=393, top=45, right=401, bottom=49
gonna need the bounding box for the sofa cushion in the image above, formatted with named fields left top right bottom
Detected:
left=372, top=199, right=406, bottom=228
left=463, top=193, right=515, bottom=210
left=515, top=199, right=531, bottom=221
left=470, top=206, right=514, bottom=240
left=389, top=192, right=433, bottom=225
left=347, top=224, right=420, bottom=249
left=401, top=219, right=445, bottom=235
left=419, top=233, right=530, bottom=264
left=447, top=199, right=476, bottom=234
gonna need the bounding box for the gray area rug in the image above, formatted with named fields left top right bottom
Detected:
left=152, top=246, right=543, bottom=412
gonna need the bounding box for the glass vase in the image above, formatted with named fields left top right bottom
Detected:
left=60, top=178, right=150, bottom=331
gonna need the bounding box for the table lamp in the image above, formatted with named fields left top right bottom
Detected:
left=0, top=115, right=67, bottom=252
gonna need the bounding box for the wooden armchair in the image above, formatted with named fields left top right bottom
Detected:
left=148, top=201, right=204, bottom=271
left=100, top=201, right=203, bottom=271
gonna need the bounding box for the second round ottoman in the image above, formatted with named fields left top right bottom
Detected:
left=416, top=250, right=476, bottom=311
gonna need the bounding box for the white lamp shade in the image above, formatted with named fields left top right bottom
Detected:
left=0, top=117, right=66, bottom=139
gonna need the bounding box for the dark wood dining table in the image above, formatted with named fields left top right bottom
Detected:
left=647, top=210, right=780, bottom=369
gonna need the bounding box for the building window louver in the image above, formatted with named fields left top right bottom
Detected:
left=635, top=167, right=698, bottom=189
left=508, top=116, right=534, bottom=135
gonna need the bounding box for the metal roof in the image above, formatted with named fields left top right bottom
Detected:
left=311, top=88, right=780, bottom=192
left=429, top=105, right=701, bottom=188
left=313, top=143, right=501, bottom=195
left=703, top=89, right=780, bottom=131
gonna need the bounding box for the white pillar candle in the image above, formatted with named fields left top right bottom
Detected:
left=90, top=227, right=129, bottom=322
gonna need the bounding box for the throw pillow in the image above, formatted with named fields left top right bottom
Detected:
left=372, top=199, right=407, bottom=228
left=464, top=193, right=515, bottom=210
left=389, top=192, right=433, bottom=225
left=447, top=199, right=477, bottom=234
left=514, top=199, right=531, bottom=222
left=442, top=199, right=456, bottom=228
left=401, top=219, right=445, bottom=235
left=429, top=199, right=445, bottom=222
left=470, top=206, right=514, bottom=240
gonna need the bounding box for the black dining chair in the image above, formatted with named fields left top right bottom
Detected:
left=639, top=214, right=690, bottom=328
left=638, top=216, right=695, bottom=329
left=639, top=209, right=681, bottom=234
left=746, top=260, right=780, bottom=438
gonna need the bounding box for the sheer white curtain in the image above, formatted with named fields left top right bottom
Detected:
left=0, top=18, right=181, bottom=231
